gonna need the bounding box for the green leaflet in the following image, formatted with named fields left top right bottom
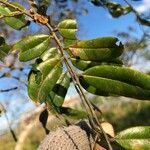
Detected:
left=0, top=36, right=11, bottom=61
left=58, top=19, right=77, bottom=40
left=70, top=37, right=120, bottom=48
left=79, top=75, right=150, bottom=100
left=0, top=3, right=28, bottom=30
left=58, top=19, right=77, bottom=46
left=38, top=63, right=62, bottom=103
left=64, top=39, right=77, bottom=47
left=83, top=65, right=150, bottom=90
left=49, top=73, right=70, bottom=107
left=115, top=126, right=150, bottom=150
left=14, top=34, right=51, bottom=61
left=71, top=58, right=123, bottom=71
left=28, top=57, right=62, bottom=103
left=69, top=37, right=123, bottom=61
left=28, top=70, right=41, bottom=102
left=41, top=47, right=60, bottom=61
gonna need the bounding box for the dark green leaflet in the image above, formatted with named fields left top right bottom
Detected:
left=83, top=65, right=150, bottom=90
left=79, top=75, right=150, bottom=100
left=0, top=36, right=11, bottom=61
left=49, top=73, right=70, bottom=107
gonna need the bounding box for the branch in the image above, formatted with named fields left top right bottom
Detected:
left=124, top=0, right=150, bottom=26
left=0, top=87, right=18, bottom=92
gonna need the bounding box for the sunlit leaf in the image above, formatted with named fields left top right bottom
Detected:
left=28, top=57, right=62, bottom=103
left=41, top=47, right=60, bottom=61
left=58, top=19, right=77, bottom=39
left=83, top=65, right=150, bottom=90
left=0, top=3, right=28, bottom=30
left=115, top=126, right=150, bottom=150
left=58, top=19, right=77, bottom=46
left=79, top=75, right=150, bottom=100
left=14, top=34, right=51, bottom=61
left=69, top=37, right=123, bottom=61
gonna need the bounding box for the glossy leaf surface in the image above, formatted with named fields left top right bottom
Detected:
left=79, top=75, right=150, bottom=100
left=69, top=37, right=123, bottom=61
left=14, top=34, right=50, bottom=61
left=0, top=3, right=28, bottom=30
left=58, top=19, right=77, bottom=39
left=28, top=57, right=62, bottom=103
left=58, top=19, right=77, bottom=46
left=41, top=47, right=60, bottom=61
left=115, top=126, right=150, bottom=150
left=83, top=65, right=150, bottom=90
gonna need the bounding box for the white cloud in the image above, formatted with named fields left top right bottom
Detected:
left=135, top=0, right=150, bottom=13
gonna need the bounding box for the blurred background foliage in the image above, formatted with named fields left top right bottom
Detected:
left=0, top=0, right=150, bottom=149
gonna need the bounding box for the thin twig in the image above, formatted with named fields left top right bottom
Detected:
left=0, top=102, right=17, bottom=142
left=0, top=0, right=33, bottom=19
left=0, top=87, right=18, bottom=92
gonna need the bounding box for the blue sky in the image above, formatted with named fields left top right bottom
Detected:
left=77, top=0, right=143, bottom=39
left=0, top=0, right=150, bottom=133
